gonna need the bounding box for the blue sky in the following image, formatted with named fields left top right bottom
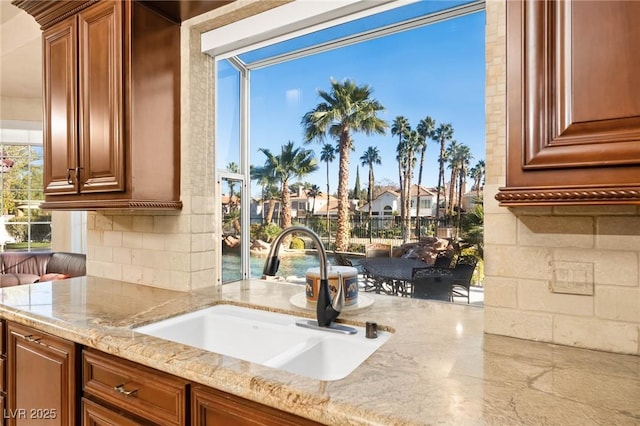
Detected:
left=218, top=3, right=485, bottom=197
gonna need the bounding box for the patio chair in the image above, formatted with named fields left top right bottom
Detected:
left=411, top=267, right=453, bottom=301
left=433, top=253, right=454, bottom=268
left=450, top=255, right=478, bottom=304
left=361, top=243, right=391, bottom=292
left=365, top=243, right=391, bottom=258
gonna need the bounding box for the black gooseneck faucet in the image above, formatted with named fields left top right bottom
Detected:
left=262, top=226, right=345, bottom=328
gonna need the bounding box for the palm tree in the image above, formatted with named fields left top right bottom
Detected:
left=226, top=162, right=239, bottom=200
left=469, top=160, right=485, bottom=196
left=446, top=140, right=461, bottom=219
left=257, top=141, right=319, bottom=230
left=302, top=79, right=388, bottom=251
left=454, top=145, right=473, bottom=238
left=415, top=116, right=435, bottom=236
left=306, top=184, right=320, bottom=215
left=319, top=143, right=336, bottom=242
left=433, top=123, right=454, bottom=232
left=251, top=164, right=279, bottom=224
left=262, top=185, right=280, bottom=224
left=460, top=201, right=484, bottom=257
left=391, top=116, right=411, bottom=233
left=360, top=146, right=381, bottom=242
left=403, top=130, right=420, bottom=242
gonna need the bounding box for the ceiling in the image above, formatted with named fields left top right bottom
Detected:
left=0, top=1, right=42, bottom=100
left=0, top=1, right=236, bottom=104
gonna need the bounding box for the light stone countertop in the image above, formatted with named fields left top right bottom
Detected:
left=0, top=276, right=639, bottom=425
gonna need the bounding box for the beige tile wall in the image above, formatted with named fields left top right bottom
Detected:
left=484, top=0, right=640, bottom=355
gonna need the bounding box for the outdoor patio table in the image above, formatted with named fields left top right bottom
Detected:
left=360, top=257, right=429, bottom=296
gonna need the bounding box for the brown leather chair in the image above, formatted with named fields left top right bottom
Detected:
left=0, top=252, right=86, bottom=287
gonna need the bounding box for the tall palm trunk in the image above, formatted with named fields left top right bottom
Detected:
left=282, top=180, right=292, bottom=229
left=397, top=160, right=404, bottom=223
left=448, top=168, right=458, bottom=220
left=368, top=167, right=374, bottom=242
left=326, top=164, right=331, bottom=247
left=455, top=167, right=464, bottom=239
left=435, top=140, right=446, bottom=232
left=415, top=147, right=426, bottom=238
left=335, top=133, right=351, bottom=252
left=266, top=199, right=276, bottom=224
left=402, top=151, right=412, bottom=243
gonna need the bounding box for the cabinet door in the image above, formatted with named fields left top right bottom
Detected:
left=77, top=1, right=125, bottom=194
left=497, top=0, right=640, bottom=205
left=6, top=322, right=77, bottom=426
left=191, top=386, right=322, bottom=426
left=43, top=16, right=78, bottom=195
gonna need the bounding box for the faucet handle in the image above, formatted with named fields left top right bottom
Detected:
left=331, top=271, right=345, bottom=313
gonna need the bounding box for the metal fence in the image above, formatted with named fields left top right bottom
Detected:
left=277, top=216, right=444, bottom=252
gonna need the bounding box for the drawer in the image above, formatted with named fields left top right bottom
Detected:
left=82, top=397, right=143, bottom=426
left=82, top=349, right=188, bottom=426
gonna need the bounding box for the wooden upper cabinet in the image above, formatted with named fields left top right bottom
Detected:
left=17, top=0, right=181, bottom=210
left=496, top=0, right=640, bottom=205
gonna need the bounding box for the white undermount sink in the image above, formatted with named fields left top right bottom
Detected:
left=133, top=304, right=391, bottom=381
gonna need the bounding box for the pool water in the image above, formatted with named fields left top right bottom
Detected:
left=222, top=252, right=361, bottom=283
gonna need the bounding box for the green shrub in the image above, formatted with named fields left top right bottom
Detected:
left=250, top=223, right=282, bottom=242
left=289, top=237, right=305, bottom=250
left=6, top=214, right=51, bottom=243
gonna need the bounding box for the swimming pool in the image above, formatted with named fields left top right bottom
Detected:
left=222, top=252, right=362, bottom=283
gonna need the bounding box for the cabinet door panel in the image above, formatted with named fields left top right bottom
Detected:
left=7, top=323, right=76, bottom=426
left=78, top=1, right=125, bottom=193
left=518, top=0, right=640, bottom=170
left=498, top=0, right=640, bottom=205
left=43, top=17, right=78, bottom=195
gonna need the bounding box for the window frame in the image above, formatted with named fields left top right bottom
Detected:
left=209, top=0, right=485, bottom=282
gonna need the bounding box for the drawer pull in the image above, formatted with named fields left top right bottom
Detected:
left=24, top=335, right=42, bottom=343
left=114, top=383, right=138, bottom=397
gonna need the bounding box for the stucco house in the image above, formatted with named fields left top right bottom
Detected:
left=359, top=184, right=438, bottom=218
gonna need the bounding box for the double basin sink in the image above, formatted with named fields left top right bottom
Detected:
left=134, top=304, right=391, bottom=381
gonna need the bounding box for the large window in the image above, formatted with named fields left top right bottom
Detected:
left=210, top=0, right=485, bottom=282
left=0, top=122, right=50, bottom=251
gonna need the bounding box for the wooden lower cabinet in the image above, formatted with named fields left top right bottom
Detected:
left=6, top=322, right=77, bottom=426
left=191, top=386, right=322, bottom=426
left=82, top=349, right=188, bottom=426
left=2, top=322, right=324, bottom=426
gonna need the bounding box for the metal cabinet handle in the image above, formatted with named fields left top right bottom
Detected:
left=24, top=334, right=42, bottom=343
left=114, top=384, right=138, bottom=397
left=67, top=167, right=83, bottom=185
